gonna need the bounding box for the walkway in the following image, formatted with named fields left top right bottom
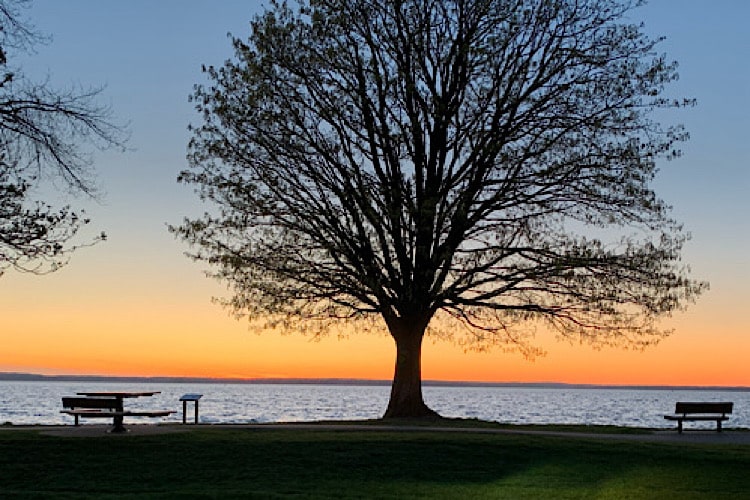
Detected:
left=6, top=423, right=747, bottom=444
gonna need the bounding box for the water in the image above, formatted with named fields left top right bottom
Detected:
left=1, top=381, right=748, bottom=429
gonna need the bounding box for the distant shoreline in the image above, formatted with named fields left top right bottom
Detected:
left=1, top=372, right=748, bottom=392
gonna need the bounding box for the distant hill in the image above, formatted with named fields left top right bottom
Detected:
left=0, top=371, right=388, bottom=386
left=1, top=372, right=747, bottom=391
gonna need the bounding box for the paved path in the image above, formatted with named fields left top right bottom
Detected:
left=3, top=423, right=747, bottom=444
left=234, top=423, right=750, bottom=445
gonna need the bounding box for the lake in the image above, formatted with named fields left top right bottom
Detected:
left=2, top=381, right=748, bottom=429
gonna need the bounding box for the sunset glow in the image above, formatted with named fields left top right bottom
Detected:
left=4, top=273, right=749, bottom=387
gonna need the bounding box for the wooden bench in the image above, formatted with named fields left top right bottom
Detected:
left=61, top=396, right=175, bottom=429
left=664, top=402, right=733, bottom=433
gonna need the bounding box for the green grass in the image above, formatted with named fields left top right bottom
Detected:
left=1, top=426, right=749, bottom=498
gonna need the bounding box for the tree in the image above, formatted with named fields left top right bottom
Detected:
left=0, top=0, right=125, bottom=276
left=175, top=0, right=706, bottom=418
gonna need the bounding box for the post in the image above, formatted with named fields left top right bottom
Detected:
left=111, top=396, right=127, bottom=433
left=179, top=394, right=203, bottom=425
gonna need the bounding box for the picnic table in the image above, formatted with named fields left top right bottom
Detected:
left=69, top=391, right=171, bottom=433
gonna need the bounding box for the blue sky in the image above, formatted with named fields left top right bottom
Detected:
left=1, top=1, right=748, bottom=382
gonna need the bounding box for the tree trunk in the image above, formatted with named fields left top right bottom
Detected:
left=383, top=322, right=440, bottom=419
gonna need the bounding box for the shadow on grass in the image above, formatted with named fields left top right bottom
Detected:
left=1, top=427, right=749, bottom=498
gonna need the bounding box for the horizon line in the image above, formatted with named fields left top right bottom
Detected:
left=1, top=371, right=748, bottom=391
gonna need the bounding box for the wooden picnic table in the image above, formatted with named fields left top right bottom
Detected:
left=76, top=391, right=161, bottom=433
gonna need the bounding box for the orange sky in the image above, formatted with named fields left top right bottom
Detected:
left=2, top=259, right=748, bottom=387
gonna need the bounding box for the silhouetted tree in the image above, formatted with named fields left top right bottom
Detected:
left=0, top=0, right=125, bottom=276
left=175, top=0, right=706, bottom=418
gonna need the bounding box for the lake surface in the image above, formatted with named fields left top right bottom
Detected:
left=2, top=381, right=748, bottom=429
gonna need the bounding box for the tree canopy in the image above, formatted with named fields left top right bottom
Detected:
left=176, top=0, right=706, bottom=417
left=0, top=0, right=126, bottom=276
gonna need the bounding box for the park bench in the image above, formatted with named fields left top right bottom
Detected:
left=664, top=402, right=733, bottom=433
left=61, top=396, right=174, bottom=429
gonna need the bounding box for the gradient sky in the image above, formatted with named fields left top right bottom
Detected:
left=1, top=0, right=748, bottom=386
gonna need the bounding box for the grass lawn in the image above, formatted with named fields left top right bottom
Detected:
left=1, top=426, right=749, bottom=498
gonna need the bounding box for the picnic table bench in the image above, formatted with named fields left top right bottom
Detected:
left=664, top=402, right=733, bottom=433
left=61, top=393, right=175, bottom=433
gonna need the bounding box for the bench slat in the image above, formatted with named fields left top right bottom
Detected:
left=125, top=410, right=176, bottom=417
left=664, top=415, right=729, bottom=422
left=62, top=397, right=119, bottom=410
left=61, top=410, right=121, bottom=418
left=61, top=409, right=175, bottom=417
left=674, top=402, right=733, bottom=415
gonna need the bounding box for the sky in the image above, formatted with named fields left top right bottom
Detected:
left=1, top=0, right=748, bottom=386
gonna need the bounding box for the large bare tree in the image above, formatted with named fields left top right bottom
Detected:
left=0, top=0, right=126, bottom=276
left=175, top=0, right=706, bottom=418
